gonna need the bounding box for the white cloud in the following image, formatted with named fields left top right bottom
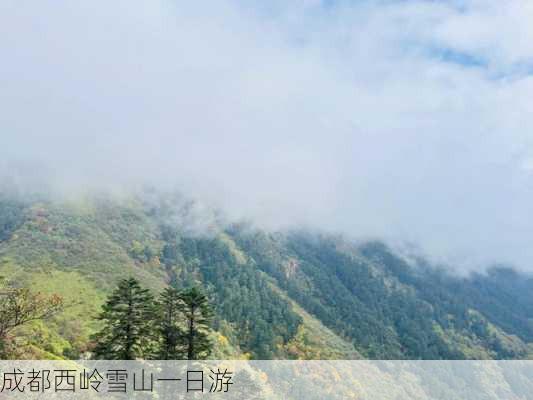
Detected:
left=1, top=0, right=532, bottom=270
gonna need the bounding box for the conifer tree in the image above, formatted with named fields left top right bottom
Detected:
left=92, top=278, right=156, bottom=360
left=157, top=287, right=185, bottom=359
left=178, top=287, right=213, bottom=360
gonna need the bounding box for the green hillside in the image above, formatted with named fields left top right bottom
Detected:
left=1, top=191, right=533, bottom=360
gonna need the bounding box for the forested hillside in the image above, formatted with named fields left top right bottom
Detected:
left=1, top=191, right=532, bottom=360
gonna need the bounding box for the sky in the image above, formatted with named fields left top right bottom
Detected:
left=1, top=0, right=533, bottom=271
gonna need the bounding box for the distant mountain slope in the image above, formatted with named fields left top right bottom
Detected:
left=1, top=192, right=532, bottom=359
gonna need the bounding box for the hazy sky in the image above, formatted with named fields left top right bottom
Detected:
left=1, top=0, right=533, bottom=270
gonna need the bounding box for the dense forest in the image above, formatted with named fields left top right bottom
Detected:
left=1, top=190, right=533, bottom=360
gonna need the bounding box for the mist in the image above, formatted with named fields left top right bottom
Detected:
left=1, top=0, right=533, bottom=271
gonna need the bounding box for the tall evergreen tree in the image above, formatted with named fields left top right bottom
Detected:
left=92, top=278, right=156, bottom=360
left=157, top=287, right=185, bottom=359
left=178, top=287, right=213, bottom=360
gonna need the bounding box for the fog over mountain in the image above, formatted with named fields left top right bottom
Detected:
left=1, top=0, right=533, bottom=271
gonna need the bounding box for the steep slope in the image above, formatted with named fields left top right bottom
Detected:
left=1, top=192, right=533, bottom=360
left=226, top=228, right=533, bottom=359
left=0, top=194, right=350, bottom=359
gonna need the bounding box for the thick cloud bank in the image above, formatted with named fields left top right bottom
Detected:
left=1, top=0, right=533, bottom=270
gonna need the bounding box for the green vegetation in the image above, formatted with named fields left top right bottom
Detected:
left=178, top=286, right=214, bottom=360
left=92, top=278, right=157, bottom=359
left=157, top=286, right=214, bottom=360
left=1, top=193, right=533, bottom=360
left=0, top=194, right=27, bottom=242
left=158, top=287, right=184, bottom=359
left=92, top=279, right=214, bottom=360
left=0, top=276, right=63, bottom=358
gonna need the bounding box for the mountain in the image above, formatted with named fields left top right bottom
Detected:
left=1, top=190, right=533, bottom=360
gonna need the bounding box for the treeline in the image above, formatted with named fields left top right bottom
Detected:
left=91, top=278, right=214, bottom=360
left=232, top=230, right=529, bottom=359
left=158, top=222, right=302, bottom=359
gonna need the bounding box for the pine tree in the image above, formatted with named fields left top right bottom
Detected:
left=157, top=287, right=185, bottom=359
left=178, top=287, right=213, bottom=360
left=92, top=278, right=156, bottom=360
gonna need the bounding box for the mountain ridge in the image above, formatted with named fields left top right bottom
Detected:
left=1, top=191, right=532, bottom=359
